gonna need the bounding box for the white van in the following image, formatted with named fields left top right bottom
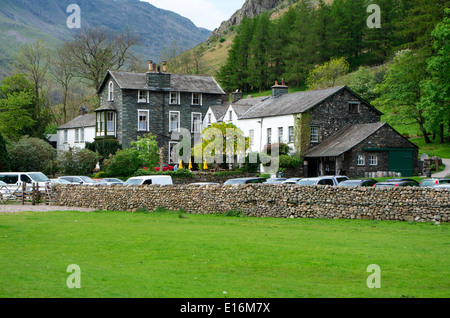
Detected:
left=0, top=172, right=51, bottom=190
left=124, top=176, right=173, bottom=186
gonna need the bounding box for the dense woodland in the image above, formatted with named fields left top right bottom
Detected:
left=217, top=0, right=450, bottom=143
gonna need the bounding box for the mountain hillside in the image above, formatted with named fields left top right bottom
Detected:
left=0, top=0, right=211, bottom=74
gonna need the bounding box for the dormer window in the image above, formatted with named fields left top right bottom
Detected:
left=138, top=90, right=148, bottom=103
left=192, top=93, right=202, bottom=106
left=170, top=92, right=180, bottom=105
left=108, top=81, right=114, bottom=101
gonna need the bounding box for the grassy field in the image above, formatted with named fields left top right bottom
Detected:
left=0, top=210, right=448, bottom=298
left=410, top=137, right=450, bottom=159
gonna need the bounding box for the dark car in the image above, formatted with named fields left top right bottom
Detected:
left=224, top=178, right=267, bottom=185
left=337, top=179, right=378, bottom=187
left=385, top=178, right=420, bottom=186
left=419, top=178, right=450, bottom=187
left=374, top=180, right=419, bottom=188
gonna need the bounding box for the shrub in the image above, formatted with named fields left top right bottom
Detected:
left=9, top=136, right=56, bottom=175
left=86, top=139, right=122, bottom=161
left=57, top=148, right=102, bottom=176
left=279, top=155, right=302, bottom=169
left=103, top=148, right=143, bottom=177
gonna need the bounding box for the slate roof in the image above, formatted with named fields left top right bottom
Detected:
left=95, top=101, right=117, bottom=112
left=239, top=86, right=372, bottom=119
left=210, top=104, right=230, bottom=122
left=57, top=114, right=96, bottom=130
left=305, top=122, right=387, bottom=158
left=102, top=71, right=225, bottom=95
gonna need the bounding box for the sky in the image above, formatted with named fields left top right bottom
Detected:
left=141, top=0, right=246, bottom=30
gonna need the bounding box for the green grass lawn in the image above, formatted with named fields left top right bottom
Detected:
left=0, top=210, right=448, bottom=298
left=410, top=137, right=450, bottom=159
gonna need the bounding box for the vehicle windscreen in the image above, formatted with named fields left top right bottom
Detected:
left=28, top=173, right=50, bottom=182
left=376, top=184, right=395, bottom=188
left=224, top=180, right=246, bottom=185
left=339, top=181, right=360, bottom=186
left=335, top=177, right=349, bottom=183
left=80, top=176, right=97, bottom=183
left=421, top=180, right=437, bottom=187
left=297, top=180, right=316, bottom=185
left=440, top=180, right=450, bottom=184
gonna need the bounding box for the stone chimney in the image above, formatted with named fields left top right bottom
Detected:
left=232, top=90, right=244, bottom=103
left=272, top=79, right=289, bottom=98
left=146, top=59, right=171, bottom=90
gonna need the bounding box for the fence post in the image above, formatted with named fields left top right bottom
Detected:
left=22, top=183, right=25, bottom=205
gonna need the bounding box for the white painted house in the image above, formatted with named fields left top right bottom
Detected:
left=56, top=107, right=96, bottom=153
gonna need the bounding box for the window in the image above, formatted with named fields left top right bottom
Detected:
left=267, top=128, right=272, bottom=145
left=138, top=90, right=148, bottom=103
left=169, top=142, right=178, bottom=164
left=192, top=93, right=202, bottom=106
left=357, top=155, right=365, bottom=166
left=289, top=126, right=294, bottom=144
left=80, top=128, right=85, bottom=143
left=369, top=155, right=378, bottom=166
left=349, top=102, right=360, bottom=114
left=249, top=130, right=255, bottom=147
left=278, top=127, right=283, bottom=144
left=107, top=112, right=115, bottom=134
left=229, top=111, right=233, bottom=122
left=138, top=110, right=149, bottom=132
left=170, top=92, right=180, bottom=105
left=64, top=130, right=68, bottom=144
left=208, top=113, right=212, bottom=125
left=108, top=81, right=114, bottom=101
left=311, top=127, right=319, bottom=143
left=75, top=129, right=79, bottom=143
left=191, top=113, right=202, bottom=133
left=169, top=111, right=180, bottom=132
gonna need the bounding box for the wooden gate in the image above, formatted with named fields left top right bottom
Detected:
left=0, top=182, right=52, bottom=205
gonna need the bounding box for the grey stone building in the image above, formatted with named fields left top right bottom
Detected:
left=96, top=63, right=225, bottom=163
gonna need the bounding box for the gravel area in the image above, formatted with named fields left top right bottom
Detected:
left=0, top=204, right=97, bottom=213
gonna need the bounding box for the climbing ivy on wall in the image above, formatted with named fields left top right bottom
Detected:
left=293, top=112, right=311, bottom=160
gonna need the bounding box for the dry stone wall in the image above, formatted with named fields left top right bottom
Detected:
left=52, top=184, right=450, bottom=223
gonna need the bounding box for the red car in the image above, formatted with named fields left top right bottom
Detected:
left=153, top=163, right=174, bottom=172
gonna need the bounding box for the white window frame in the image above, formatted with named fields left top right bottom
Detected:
left=169, top=142, right=179, bottom=164
left=170, top=92, right=180, bottom=105
left=80, top=128, right=85, bottom=143
left=289, top=126, right=294, bottom=144
left=229, top=110, right=233, bottom=122
left=64, top=130, right=68, bottom=144
left=169, top=111, right=180, bottom=133
left=75, top=129, right=79, bottom=143
left=278, top=127, right=283, bottom=144
left=208, top=113, right=212, bottom=125
left=357, top=155, right=365, bottom=166
left=138, top=90, right=148, bottom=103
left=369, top=155, right=378, bottom=166
left=108, top=81, right=114, bottom=102
left=249, top=129, right=255, bottom=147
left=311, top=127, right=319, bottom=143
left=138, top=110, right=150, bottom=132
left=267, top=128, right=272, bottom=145
left=192, top=93, right=202, bottom=106
left=106, top=111, right=115, bottom=136
left=191, top=112, right=203, bottom=133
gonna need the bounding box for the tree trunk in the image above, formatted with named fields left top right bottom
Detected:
left=439, top=123, right=444, bottom=144
left=420, top=126, right=432, bottom=144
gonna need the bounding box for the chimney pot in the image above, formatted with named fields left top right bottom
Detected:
left=162, top=61, right=167, bottom=73
left=148, top=60, right=153, bottom=72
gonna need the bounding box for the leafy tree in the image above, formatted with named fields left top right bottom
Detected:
left=306, top=57, right=350, bottom=90
left=0, top=131, right=10, bottom=172
left=57, top=148, right=102, bottom=176
left=9, top=136, right=56, bottom=175
left=86, top=139, right=122, bottom=162
left=421, top=8, right=450, bottom=143
left=130, top=133, right=159, bottom=168
left=374, top=49, right=432, bottom=143
left=0, top=91, right=36, bottom=141
left=103, top=148, right=143, bottom=178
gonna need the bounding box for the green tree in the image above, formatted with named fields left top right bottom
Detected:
left=0, top=131, right=10, bottom=172
left=374, top=49, right=432, bottom=143
left=9, top=136, right=56, bottom=175
left=421, top=8, right=450, bottom=143
left=0, top=91, right=36, bottom=141
left=130, top=133, right=159, bottom=169
left=103, top=148, right=143, bottom=178
left=306, top=57, right=350, bottom=90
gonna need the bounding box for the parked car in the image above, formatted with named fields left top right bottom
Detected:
left=100, top=178, right=125, bottom=185
left=384, top=178, right=420, bottom=186
left=58, top=176, right=99, bottom=185
left=265, top=178, right=287, bottom=184
left=224, top=178, right=267, bottom=185
left=419, top=178, right=450, bottom=187
left=337, top=179, right=378, bottom=187
left=374, top=180, right=419, bottom=188
left=434, top=184, right=450, bottom=189
left=189, top=182, right=220, bottom=186
left=125, top=176, right=173, bottom=186
left=51, top=178, right=72, bottom=184
left=153, top=163, right=174, bottom=172
left=0, top=172, right=51, bottom=190
left=282, top=178, right=302, bottom=184
left=297, top=175, right=349, bottom=186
